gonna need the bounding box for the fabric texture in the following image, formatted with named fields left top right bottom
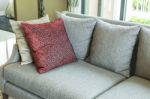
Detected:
left=64, top=12, right=141, bottom=76
left=0, top=65, right=5, bottom=91
left=57, top=12, right=96, bottom=60
left=0, top=44, right=20, bottom=91
left=21, top=19, right=77, bottom=73
left=0, top=16, right=13, bottom=32
left=119, top=69, right=130, bottom=77
left=4, top=60, right=125, bottom=99
left=136, top=27, right=150, bottom=80
left=96, top=76, right=150, bottom=99
left=10, top=15, right=50, bottom=65
left=6, top=44, right=20, bottom=65
left=0, top=31, right=18, bottom=91
left=89, top=20, right=140, bottom=73
left=5, top=83, right=42, bottom=99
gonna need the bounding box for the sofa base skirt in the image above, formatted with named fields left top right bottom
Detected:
left=4, top=82, right=42, bottom=99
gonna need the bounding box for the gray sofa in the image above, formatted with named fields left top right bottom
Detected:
left=1, top=12, right=150, bottom=99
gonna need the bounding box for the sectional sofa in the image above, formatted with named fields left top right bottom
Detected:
left=1, top=12, right=150, bottom=99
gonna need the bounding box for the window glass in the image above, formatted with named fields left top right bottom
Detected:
left=101, top=0, right=121, bottom=20
left=82, top=0, right=150, bottom=25
left=88, top=0, right=99, bottom=16
left=82, top=0, right=99, bottom=16
left=126, top=0, right=150, bottom=25
left=83, top=0, right=121, bottom=20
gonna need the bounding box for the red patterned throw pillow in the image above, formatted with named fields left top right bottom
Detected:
left=21, top=19, right=77, bottom=73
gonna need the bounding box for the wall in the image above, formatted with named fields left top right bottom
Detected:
left=16, top=0, right=38, bottom=21
left=44, top=0, right=67, bottom=20
left=16, top=0, right=67, bottom=21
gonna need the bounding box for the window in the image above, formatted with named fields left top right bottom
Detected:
left=126, top=0, right=150, bottom=25
left=82, top=0, right=122, bottom=20
left=81, top=0, right=99, bottom=16
left=82, top=0, right=150, bottom=25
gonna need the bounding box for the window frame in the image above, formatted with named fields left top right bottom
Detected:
left=120, top=0, right=127, bottom=20
left=81, top=0, right=85, bottom=14
left=81, top=0, right=127, bottom=20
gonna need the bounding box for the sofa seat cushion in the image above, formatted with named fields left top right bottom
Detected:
left=96, top=76, right=150, bottom=99
left=4, top=60, right=125, bottom=99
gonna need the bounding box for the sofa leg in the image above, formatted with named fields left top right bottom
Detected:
left=2, top=93, right=8, bottom=99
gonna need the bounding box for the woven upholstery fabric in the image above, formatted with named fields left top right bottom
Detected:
left=0, top=65, right=4, bottom=91
left=136, top=27, right=150, bottom=80
left=10, top=15, right=50, bottom=65
left=21, top=19, right=77, bottom=73
left=89, top=20, right=140, bottom=73
left=0, top=16, right=13, bottom=32
left=5, top=83, right=42, bottom=99
left=57, top=12, right=96, bottom=60
left=96, top=76, right=150, bottom=99
left=4, top=60, right=125, bottom=99
left=0, top=44, right=20, bottom=91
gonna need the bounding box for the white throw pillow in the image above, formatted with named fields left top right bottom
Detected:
left=10, top=15, right=50, bottom=65
left=136, top=27, right=150, bottom=80
left=57, top=12, right=96, bottom=60
left=89, top=20, right=140, bottom=73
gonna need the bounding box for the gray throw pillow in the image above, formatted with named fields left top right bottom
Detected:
left=57, top=12, right=96, bottom=60
left=136, top=27, right=150, bottom=80
left=89, top=20, right=140, bottom=72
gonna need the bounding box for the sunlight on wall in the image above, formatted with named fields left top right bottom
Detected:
left=16, top=0, right=38, bottom=21
left=44, top=0, right=67, bottom=20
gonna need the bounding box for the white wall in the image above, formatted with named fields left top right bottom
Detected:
left=0, top=0, right=9, bottom=11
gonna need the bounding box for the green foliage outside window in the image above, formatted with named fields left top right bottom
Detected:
left=130, top=17, right=150, bottom=25
left=132, top=0, right=150, bottom=12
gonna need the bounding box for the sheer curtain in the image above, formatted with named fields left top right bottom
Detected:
left=38, top=0, right=45, bottom=17
left=5, top=0, right=15, bottom=18
left=0, top=0, right=9, bottom=15
left=67, top=0, right=81, bottom=13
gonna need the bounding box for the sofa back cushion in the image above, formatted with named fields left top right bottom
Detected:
left=88, top=20, right=140, bottom=73
left=57, top=12, right=96, bottom=60
left=136, top=27, right=150, bottom=79
left=21, top=19, right=77, bottom=73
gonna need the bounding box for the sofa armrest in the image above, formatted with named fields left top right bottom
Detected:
left=5, top=44, right=20, bottom=65
left=0, top=44, right=20, bottom=91
left=0, top=66, right=4, bottom=91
